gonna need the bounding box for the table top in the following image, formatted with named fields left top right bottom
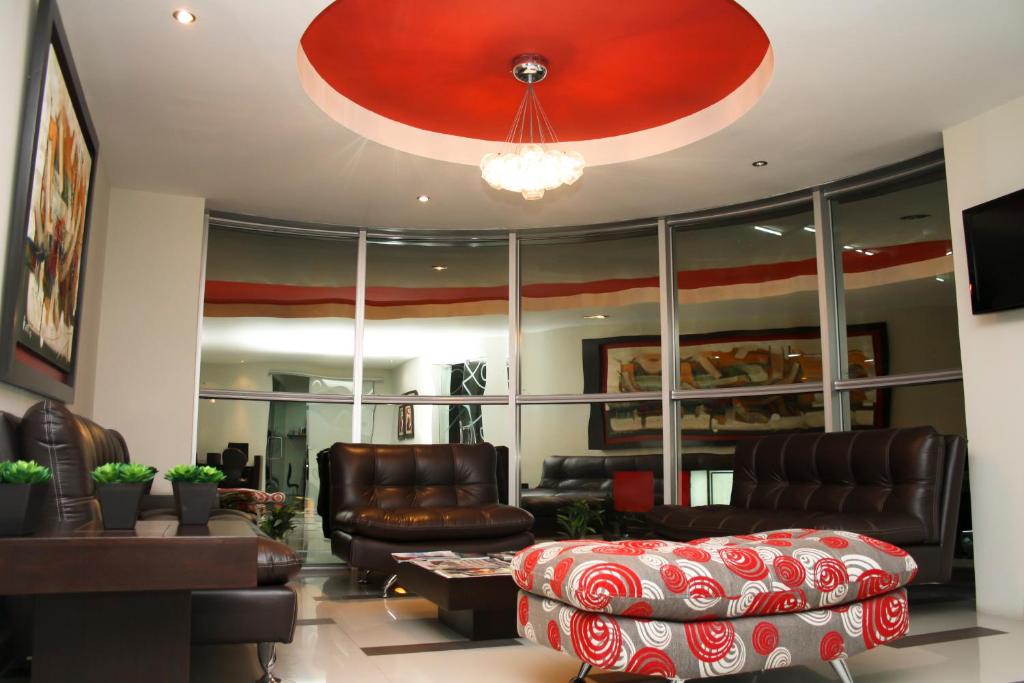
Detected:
left=0, top=518, right=259, bottom=596
left=396, top=560, right=518, bottom=611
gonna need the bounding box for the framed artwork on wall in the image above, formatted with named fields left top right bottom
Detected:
left=397, top=390, right=417, bottom=440
left=0, top=0, right=99, bottom=402
left=583, top=324, right=888, bottom=448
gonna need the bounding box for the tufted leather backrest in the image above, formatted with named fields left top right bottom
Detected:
left=538, top=455, right=664, bottom=494
left=328, top=443, right=499, bottom=515
left=16, top=401, right=131, bottom=524
left=730, top=427, right=946, bottom=544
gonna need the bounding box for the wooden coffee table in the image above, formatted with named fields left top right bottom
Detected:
left=0, top=518, right=258, bottom=683
left=395, top=560, right=520, bottom=640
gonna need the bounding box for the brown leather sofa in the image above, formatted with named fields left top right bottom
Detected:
left=521, top=454, right=663, bottom=535
left=648, top=426, right=966, bottom=583
left=328, top=443, right=535, bottom=583
left=0, top=401, right=300, bottom=680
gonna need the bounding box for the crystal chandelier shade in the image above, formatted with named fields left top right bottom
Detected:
left=480, top=57, right=585, bottom=200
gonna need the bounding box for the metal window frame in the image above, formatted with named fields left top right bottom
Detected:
left=196, top=150, right=965, bottom=505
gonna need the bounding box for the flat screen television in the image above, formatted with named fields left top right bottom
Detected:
left=963, top=186, right=1024, bottom=314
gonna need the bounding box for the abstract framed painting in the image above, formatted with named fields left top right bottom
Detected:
left=0, top=0, right=99, bottom=402
left=584, top=324, right=888, bottom=448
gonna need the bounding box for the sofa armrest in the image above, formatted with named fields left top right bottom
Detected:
left=140, top=494, right=175, bottom=512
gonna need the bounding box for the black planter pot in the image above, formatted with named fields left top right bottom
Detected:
left=0, top=483, right=49, bottom=536
left=96, top=482, right=145, bottom=530
left=172, top=481, right=218, bottom=526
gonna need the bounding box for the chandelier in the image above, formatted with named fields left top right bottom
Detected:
left=480, top=56, right=585, bottom=200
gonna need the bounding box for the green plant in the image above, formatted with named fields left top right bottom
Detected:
left=259, top=502, right=298, bottom=541
left=91, top=462, right=157, bottom=484
left=555, top=500, right=604, bottom=539
left=0, top=460, right=52, bottom=485
left=164, top=464, right=226, bottom=483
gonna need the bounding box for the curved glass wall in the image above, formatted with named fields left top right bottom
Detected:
left=194, top=152, right=966, bottom=560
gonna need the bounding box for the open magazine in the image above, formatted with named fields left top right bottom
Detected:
left=391, top=550, right=515, bottom=578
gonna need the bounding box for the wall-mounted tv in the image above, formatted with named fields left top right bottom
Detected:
left=963, top=187, right=1024, bottom=314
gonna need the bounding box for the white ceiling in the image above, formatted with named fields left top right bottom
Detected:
left=58, top=0, right=1024, bottom=230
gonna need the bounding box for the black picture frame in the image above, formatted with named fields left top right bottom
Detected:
left=584, top=324, right=889, bottom=449
left=397, top=390, right=417, bottom=440
left=0, top=0, right=99, bottom=403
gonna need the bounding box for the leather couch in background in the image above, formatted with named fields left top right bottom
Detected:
left=648, top=426, right=966, bottom=584
left=521, top=454, right=663, bottom=536
left=0, top=401, right=300, bottom=679
left=328, top=442, right=534, bottom=576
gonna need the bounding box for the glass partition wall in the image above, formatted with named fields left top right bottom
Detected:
left=196, top=152, right=967, bottom=563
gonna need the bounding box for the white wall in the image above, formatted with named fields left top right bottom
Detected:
left=944, top=94, right=1024, bottom=619
left=0, top=0, right=109, bottom=418
left=92, top=189, right=205, bottom=491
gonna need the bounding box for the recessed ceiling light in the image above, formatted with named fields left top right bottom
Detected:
left=803, top=226, right=816, bottom=233
left=946, top=250, right=953, bottom=256
left=787, top=353, right=802, bottom=358
left=417, top=194, right=430, bottom=203
left=240, top=359, right=246, bottom=364
left=864, top=250, right=876, bottom=256
left=172, top=8, right=196, bottom=24
left=583, top=314, right=608, bottom=320
left=843, top=245, right=855, bottom=250
left=935, top=277, right=946, bottom=282
left=752, top=160, right=768, bottom=167
left=432, top=265, right=447, bottom=271
left=753, top=225, right=782, bottom=236
left=900, top=213, right=930, bottom=221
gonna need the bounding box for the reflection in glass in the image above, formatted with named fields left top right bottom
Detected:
left=200, top=227, right=358, bottom=391
left=832, top=176, right=960, bottom=376
left=673, top=207, right=820, bottom=392
left=360, top=404, right=512, bottom=449
left=843, top=382, right=965, bottom=436
left=520, top=231, right=661, bottom=395
left=364, top=239, right=508, bottom=397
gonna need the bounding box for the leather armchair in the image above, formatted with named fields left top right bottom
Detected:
left=648, top=426, right=967, bottom=584
left=0, top=401, right=299, bottom=680
left=327, top=443, right=534, bottom=577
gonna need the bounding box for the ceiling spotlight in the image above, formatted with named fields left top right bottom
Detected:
left=172, top=8, right=196, bottom=24
left=432, top=265, right=447, bottom=271
left=843, top=245, right=855, bottom=250
left=417, top=194, right=430, bottom=203
left=753, top=225, right=782, bottom=236
left=752, top=160, right=768, bottom=167
left=803, top=226, right=816, bottom=233
left=900, top=214, right=930, bottom=221
left=935, top=277, right=946, bottom=282
left=946, top=250, right=953, bottom=256
left=864, top=250, right=876, bottom=256
left=583, top=314, right=608, bottom=320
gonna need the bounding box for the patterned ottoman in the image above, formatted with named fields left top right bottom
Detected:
left=512, top=530, right=914, bottom=682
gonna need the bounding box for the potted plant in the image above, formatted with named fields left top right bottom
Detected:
left=91, top=463, right=156, bottom=530
left=0, top=460, right=52, bottom=536
left=165, top=464, right=225, bottom=526
left=259, top=501, right=298, bottom=541
left=555, top=499, right=604, bottom=539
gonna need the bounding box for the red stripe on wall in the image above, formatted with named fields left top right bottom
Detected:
left=204, top=240, right=952, bottom=307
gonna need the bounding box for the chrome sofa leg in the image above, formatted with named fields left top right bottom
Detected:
left=255, top=642, right=279, bottom=683
left=356, top=569, right=371, bottom=584
left=830, top=658, right=855, bottom=683
left=382, top=573, right=399, bottom=597
left=570, top=662, right=592, bottom=682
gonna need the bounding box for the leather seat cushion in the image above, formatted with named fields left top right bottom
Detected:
left=520, top=489, right=608, bottom=513
left=335, top=503, right=534, bottom=541
left=647, top=505, right=929, bottom=546
left=512, top=530, right=917, bottom=623
left=191, top=586, right=297, bottom=644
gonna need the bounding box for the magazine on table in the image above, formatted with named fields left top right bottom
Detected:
left=392, top=551, right=514, bottom=578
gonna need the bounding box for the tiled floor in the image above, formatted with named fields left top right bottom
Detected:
left=189, top=568, right=1024, bottom=683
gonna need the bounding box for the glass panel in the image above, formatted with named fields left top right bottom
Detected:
left=360, top=403, right=512, bottom=449
left=520, top=402, right=662, bottom=539
left=845, top=381, right=966, bottom=436
left=200, top=228, right=358, bottom=390
left=832, top=176, right=960, bottom=376
left=677, top=392, right=824, bottom=506
left=196, top=398, right=351, bottom=565
left=520, top=231, right=661, bottom=395
left=363, top=239, right=509, bottom=397
left=673, top=206, right=821, bottom=392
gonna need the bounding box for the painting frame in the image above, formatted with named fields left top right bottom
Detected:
left=584, top=324, right=889, bottom=449
left=397, top=390, right=417, bottom=440
left=0, top=0, right=99, bottom=403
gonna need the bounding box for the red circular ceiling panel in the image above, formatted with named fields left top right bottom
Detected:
left=300, top=0, right=771, bottom=143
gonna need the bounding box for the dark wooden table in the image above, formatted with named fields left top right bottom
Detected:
left=395, top=561, right=519, bottom=640
left=0, top=518, right=258, bottom=683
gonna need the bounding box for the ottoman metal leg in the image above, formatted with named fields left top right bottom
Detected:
left=830, top=658, right=855, bottom=683
left=255, top=642, right=279, bottom=683
left=570, top=662, right=591, bottom=683
left=382, top=573, right=399, bottom=598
